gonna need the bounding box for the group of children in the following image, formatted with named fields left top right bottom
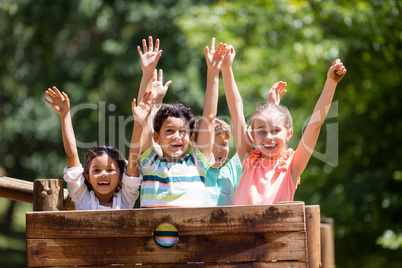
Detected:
left=44, top=36, right=347, bottom=210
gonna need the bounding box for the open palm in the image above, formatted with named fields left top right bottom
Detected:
left=137, top=36, right=162, bottom=72
left=132, top=91, right=155, bottom=123
left=152, top=69, right=172, bottom=105
left=44, top=86, right=70, bottom=116
left=205, top=37, right=229, bottom=70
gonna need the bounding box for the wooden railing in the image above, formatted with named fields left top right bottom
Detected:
left=0, top=177, right=74, bottom=210
left=0, top=177, right=335, bottom=267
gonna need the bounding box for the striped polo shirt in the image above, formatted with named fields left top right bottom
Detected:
left=139, top=145, right=211, bottom=208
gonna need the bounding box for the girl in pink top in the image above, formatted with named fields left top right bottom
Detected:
left=221, top=45, right=347, bottom=205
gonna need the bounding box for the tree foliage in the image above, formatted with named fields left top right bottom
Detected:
left=0, top=0, right=401, bottom=267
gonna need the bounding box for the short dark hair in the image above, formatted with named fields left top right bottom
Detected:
left=82, top=146, right=126, bottom=191
left=153, top=103, right=195, bottom=134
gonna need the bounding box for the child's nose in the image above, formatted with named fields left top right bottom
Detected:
left=173, top=131, right=181, bottom=138
left=266, top=133, right=274, bottom=139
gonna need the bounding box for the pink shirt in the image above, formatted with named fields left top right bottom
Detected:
left=234, top=149, right=300, bottom=205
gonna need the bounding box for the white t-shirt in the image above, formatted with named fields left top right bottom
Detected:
left=63, top=165, right=141, bottom=210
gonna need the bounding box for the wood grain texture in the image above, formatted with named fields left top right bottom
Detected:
left=26, top=202, right=306, bottom=239
left=0, top=176, right=74, bottom=209
left=33, top=179, right=64, bottom=211
left=29, top=262, right=308, bottom=268
left=27, top=232, right=307, bottom=266
left=305, top=205, right=321, bottom=268
left=26, top=202, right=316, bottom=267
left=0, top=176, right=34, bottom=203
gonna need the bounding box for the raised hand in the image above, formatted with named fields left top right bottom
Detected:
left=132, top=91, right=155, bottom=123
left=44, top=86, right=70, bottom=117
left=152, top=69, right=172, bottom=105
left=205, top=37, right=229, bottom=71
left=267, top=81, right=287, bottom=105
left=327, top=59, right=347, bottom=83
left=137, top=36, right=162, bottom=73
left=222, top=45, right=235, bottom=69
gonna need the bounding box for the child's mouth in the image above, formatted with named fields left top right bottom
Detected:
left=263, top=144, right=276, bottom=150
left=98, top=181, right=110, bottom=187
left=170, top=143, right=182, bottom=149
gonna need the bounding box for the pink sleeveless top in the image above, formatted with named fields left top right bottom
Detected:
left=234, top=149, right=300, bottom=205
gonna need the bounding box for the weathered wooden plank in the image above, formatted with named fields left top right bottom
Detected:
left=139, top=262, right=308, bottom=268
left=27, top=232, right=307, bottom=267
left=0, top=176, right=34, bottom=203
left=305, top=205, right=321, bottom=268
left=26, top=202, right=306, bottom=238
left=133, top=263, right=307, bottom=268
left=321, top=218, right=335, bottom=268
left=34, top=262, right=308, bottom=268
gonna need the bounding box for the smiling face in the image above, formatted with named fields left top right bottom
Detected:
left=153, top=116, right=194, bottom=162
left=85, top=153, right=122, bottom=202
left=251, top=111, right=293, bottom=160
left=212, top=132, right=230, bottom=169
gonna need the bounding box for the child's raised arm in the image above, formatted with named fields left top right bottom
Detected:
left=197, top=38, right=228, bottom=158
left=126, top=91, right=155, bottom=177
left=137, top=36, right=162, bottom=101
left=44, top=86, right=80, bottom=168
left=138, top=69, right=172, bottom=155
left=290, top=59, right=347, bottom=185
left=221, top=45, right=254, bottom=163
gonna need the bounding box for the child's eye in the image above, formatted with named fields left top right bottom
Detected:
left=180, top=130, right=188, bottom=134
left=215, top=144, right=228, bottom=149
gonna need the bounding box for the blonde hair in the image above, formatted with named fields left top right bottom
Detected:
left=251, top=103, right=293, bottom=130
left=194, top=118, right=231, bottom=141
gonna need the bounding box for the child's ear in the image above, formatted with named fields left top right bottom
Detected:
left=84, top=173, right=90, bottom=182
left=153, top=131, right=160, bottom=144
left=190, top=133, right=195, bottom=142
left=247, top=127, right=256, bottom=147
left=286, top=129, right=293, bottom=142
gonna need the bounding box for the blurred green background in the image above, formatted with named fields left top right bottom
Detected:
left=0, top=0, right=401, bottom=267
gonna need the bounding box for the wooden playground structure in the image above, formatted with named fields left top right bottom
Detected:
left=0, top=177, right=336, bottom=267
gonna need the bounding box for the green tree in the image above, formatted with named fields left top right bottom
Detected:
left=0, top=0, right=401, bottom=267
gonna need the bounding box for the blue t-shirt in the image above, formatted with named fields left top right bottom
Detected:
left=203, top=155, right=242, bottom=206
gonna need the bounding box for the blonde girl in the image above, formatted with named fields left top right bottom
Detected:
left=221, top=46, right=347, bottom=205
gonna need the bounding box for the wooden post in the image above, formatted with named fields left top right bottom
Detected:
left=33, top=179, right=64, bottom=211
left=321, top=218, right=335, bottom=268
left=305, top=205, right=321, bottom=268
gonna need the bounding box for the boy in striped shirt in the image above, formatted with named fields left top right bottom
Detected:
left=130, top=37, right=229, bottom=208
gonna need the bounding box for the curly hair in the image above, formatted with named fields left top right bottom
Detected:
left=153, top=103, right=195, bottom=134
